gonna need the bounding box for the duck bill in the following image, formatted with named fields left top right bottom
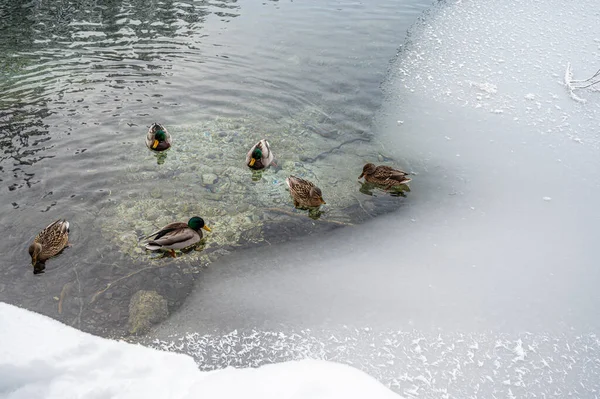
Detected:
left=320, top=198, right=326, bottom=205
left=249, top=158, right=256, bottom=167
left=202, top=225, right=212, bottom=232
left=358, top=172, right=364, bottom=179
left=152, top=139, right=160, bottom=149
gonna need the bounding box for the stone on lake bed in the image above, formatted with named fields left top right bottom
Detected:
left=202, top=173, right=218, bottom=185
left=128, top=290, right=168, bottom=335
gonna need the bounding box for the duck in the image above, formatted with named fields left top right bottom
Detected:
left=146, top=123, right=172, bottom=151
left=358, top=163, right=411, bottom=188
left=144, top=216, right=211, bottom=258
left=286, top=176, right=326, bottom=208
left=28, top=219, right=70, bottom=272
left=246, top=139, right=274, bottom=170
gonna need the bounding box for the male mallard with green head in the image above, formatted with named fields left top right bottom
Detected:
left=144, top=216, right=211, bottom=258
left=286, top=176, right=326, bottom=208
left=246, top=139, right=274, bottom=170
left=146, top=123, right=172, bottom=151
left=28, top=219, right=70, bottom=273
left=359, top=163, right=411, bottom=188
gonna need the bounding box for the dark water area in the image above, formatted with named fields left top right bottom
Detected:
left=0, top=0, right=428, bottom=336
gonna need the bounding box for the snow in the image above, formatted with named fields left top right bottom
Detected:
left=0, top=303, right=400, bottom=399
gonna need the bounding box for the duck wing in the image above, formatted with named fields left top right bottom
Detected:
left=146, top=226, right=201, bottom=250
left=143, top=222, right=188, bottom=240
left=375, top=166, right=410, bottom=182
left=260, top=140, right=274, bottom=165
left=38, top=219, right=69, bottom=240
left=286, top=176, right=315, bottom=199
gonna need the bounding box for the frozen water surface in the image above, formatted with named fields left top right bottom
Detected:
left=147, top=328, right=600, bottom=398
left=148, top=0, right=600, bottom=397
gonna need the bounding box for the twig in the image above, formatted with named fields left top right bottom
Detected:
left=569, top=66, right=600, bottom=83
left=73, top=264, right=83, bottom=329
left=58, top=282, right=72, bottom=315
left=564, top=62, right=600, bottom=103
left=90, top=264, right=167, bottom=304
left=571, top=80, right=600, bottom=90
left=354, top=196, right=374, bottom=218
left=265, top=207, right=353, bottom=226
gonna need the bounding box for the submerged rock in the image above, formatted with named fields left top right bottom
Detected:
left=128, top=290, right=168, bottom=335
left=202, top=173, right=218, bottom=185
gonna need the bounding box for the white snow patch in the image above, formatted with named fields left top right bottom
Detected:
left=0, top=303, right=400, bottom=399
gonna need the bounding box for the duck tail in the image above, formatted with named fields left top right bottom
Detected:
left=145, top=243, right=162, bottom=251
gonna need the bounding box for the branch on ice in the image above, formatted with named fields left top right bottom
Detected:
left=564, top=63, right=600, bottom=103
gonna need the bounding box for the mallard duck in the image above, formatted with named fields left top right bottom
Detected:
left=246, top=139, right=274, bottom=170
left=28, top=219, right=70, bottom=272
left=146, top=123, right=172, bottom=151
left=358, top=163, right=411, bottom=188
left=286, top=176, right=326, bottom=208
left=144, top=216, right=211, bottom=257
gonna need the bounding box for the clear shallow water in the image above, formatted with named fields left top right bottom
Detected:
left=0, top=0, right=427, bottom=335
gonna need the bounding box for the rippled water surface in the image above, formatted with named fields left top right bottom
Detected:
left=0, top=0, right=427, bottom=335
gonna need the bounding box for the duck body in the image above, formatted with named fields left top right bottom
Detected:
left=286, top=175, right=326, bottom=208
left=145, top=123, right=172, bottom=152
left=28, top=219, right=70, bottom=270
left=359, top=163, right=411, bottom=188
left=144, top=216, right=211, bottom=257
left=246, top=139, right=274, bottom=170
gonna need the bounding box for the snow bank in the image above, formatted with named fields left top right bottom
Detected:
left=0, top=302, right=400, bottom=399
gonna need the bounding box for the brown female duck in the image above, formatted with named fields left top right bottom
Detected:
left=286, top=176, right=326, bottom=208
left=358, top=163, right=411, bottom=188
left=28, top=219, right=70, bottom=272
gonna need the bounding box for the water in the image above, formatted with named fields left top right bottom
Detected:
left=0, top=0, right=427, bottom=336
left=145, top=0, right=600, bottom=397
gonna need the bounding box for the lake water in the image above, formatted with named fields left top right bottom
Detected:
left=0, top=0, right=427, bottom=336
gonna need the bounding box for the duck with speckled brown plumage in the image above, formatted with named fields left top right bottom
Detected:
left=28, top=219, right=70, bottom=274
left=286, top=176, right=326, bottom=209
left=358, top=163, right=412, bottom=189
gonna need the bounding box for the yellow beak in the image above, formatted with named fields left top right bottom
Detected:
left=249, top=158, right=256, bottom=167
left=152, top=139, right=159, bottom=149
left=202, top=225, right=212, bottom=232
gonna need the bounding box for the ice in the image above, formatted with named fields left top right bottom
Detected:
left=0, top=303, right=400, bottom=399
left=142, top=327, right=600, bottom=398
